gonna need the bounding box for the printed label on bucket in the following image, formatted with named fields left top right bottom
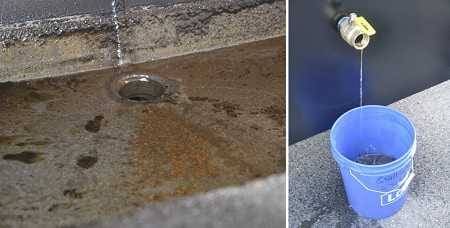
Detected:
left=381, top=188, right=406, bottom=206
left=350, top=163, right=411, bottom=192
left=349, top=159, right=414, bottom=207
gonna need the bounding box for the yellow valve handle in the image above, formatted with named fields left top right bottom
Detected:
left=354, top=16, right=376, bottom=36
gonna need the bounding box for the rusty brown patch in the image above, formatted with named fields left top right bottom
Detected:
left=130, top=107, right=221, bottom=200
left=189, top=96, right=220, bottom=102
left=0, top=135, right=18, bottom=145
left=212, top=101, right=241, bottom=118
left=260, top=105, right=285, bottom=126
left=125, top=101, right=284, bottom=203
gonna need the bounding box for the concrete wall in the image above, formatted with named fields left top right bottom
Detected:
left=0, top=0, right=285, bottom=82
left=0, top=0, right=197, bottom=25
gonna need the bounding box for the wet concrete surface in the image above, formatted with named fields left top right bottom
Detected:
left=0, top=0, right=281, bottom=25
left=0, top=0, right=285, bottom=82
left=289, top=80, right=450, bottom=227
left=3, top=151, right=45, bottom=164
left=0, top=0, right=202, bottom=25
left=0, top=0, right=282, bottom=44
left=0, top=37, right=285, bottom=227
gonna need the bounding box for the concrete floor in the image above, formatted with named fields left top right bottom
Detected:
left=0, top=37, right=285, bottom=227
left=289, top=80, right=450, bottom=227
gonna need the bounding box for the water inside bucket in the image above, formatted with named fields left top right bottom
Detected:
left=355, top=153, right=396, bottom=165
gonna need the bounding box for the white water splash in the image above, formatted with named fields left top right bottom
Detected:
left=111, top=0, right=123, bottom=66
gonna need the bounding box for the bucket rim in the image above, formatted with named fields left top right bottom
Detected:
left=330, top=105, right=416, bottom=172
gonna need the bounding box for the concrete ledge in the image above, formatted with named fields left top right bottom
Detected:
left=0, top=0, right=285, bottom=82
left=83, top=174, right=285, bottom=228
left=289, top=80, right=450, bottom=227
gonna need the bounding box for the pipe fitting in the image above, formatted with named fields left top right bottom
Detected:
left=337, top=13, right=375, bottom=50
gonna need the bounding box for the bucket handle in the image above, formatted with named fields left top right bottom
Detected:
left=349, top=158, right=415, bottom=194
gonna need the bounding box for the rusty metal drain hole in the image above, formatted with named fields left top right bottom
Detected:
left=114, top=74, right=167, bottom=103
left=119, top=80, right=164, bottom=102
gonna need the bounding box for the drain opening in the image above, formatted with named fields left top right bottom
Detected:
left=116, top=75, right=166, bottom=103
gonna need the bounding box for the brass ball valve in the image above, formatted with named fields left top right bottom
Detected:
left=337, top=13, right=376, bottom=50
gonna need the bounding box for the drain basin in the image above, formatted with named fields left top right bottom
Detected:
left=113, top=74, right=167, bottom=103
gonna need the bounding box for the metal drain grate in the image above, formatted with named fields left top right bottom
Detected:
left=112, top=74, right=167, bottom=103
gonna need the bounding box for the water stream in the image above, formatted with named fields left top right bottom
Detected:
left=111, top=0, right=124, bottom=66
left=360, top=49, right=364, bottom=107
left=355, top=49, right=395, bottom=165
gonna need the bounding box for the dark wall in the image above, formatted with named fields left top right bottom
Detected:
left=289, top=0, right=450, bottom=144
left=0, top=0, right=196, bottom=24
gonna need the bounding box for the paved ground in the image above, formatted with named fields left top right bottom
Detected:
left=289, top=80, right=450, bottom=227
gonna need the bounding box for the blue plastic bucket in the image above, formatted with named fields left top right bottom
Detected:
left=330, top=105, right=416, bottom=219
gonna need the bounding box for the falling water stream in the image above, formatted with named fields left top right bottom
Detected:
left=360, top=49, right=363, bottom=107
left=355, top=49, right=396, bottom=165
left=111, top=0, right=124, bottom=66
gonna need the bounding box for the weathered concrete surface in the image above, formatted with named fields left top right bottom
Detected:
left=0, top=0, right=112, bottom=25
left=0, top=0, right=196, bottom=25
left=289, top=80, right=450, bottom=227
left=83, top=174, right=285, bottom=228
left=0, top=0, right=285, bottom=82
left=0, top=37, right=285, bottom=228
